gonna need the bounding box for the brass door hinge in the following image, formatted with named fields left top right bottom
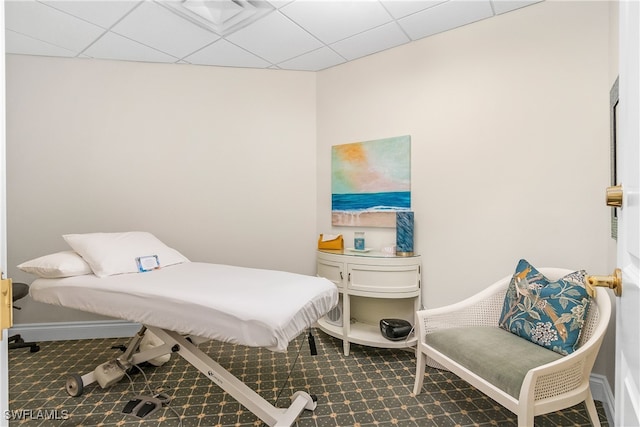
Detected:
left=0, top=276, right=13, bottom=337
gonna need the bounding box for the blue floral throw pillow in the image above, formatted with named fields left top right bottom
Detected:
left=498, top=259, right=591, bottom=355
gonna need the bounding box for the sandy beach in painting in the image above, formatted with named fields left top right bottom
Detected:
left=332, top=211, right=397, bottom=227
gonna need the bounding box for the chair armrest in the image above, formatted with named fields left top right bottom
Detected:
left=521, top=339, right=598, bottom=402
left=522, top=309, right=607, bottom=402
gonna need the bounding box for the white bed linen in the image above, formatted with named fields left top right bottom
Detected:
left=30, top=262, right=338, bottom=352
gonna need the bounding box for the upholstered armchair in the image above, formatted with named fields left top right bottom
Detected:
left=413, top=267, right=611, bottom=427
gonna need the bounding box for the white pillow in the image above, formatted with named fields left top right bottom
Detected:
left=63, top=232, right=189, bottom=278
left=17, top=251, right=93, bottom=278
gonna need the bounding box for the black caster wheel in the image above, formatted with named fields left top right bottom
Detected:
left=29, top=345, right=40, bottom=353
left=65, top=374, right=84, bottom=397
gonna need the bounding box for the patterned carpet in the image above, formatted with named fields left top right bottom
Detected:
left=8, top=328, right=608, bottom=426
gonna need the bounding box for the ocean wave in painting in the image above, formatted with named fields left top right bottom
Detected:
left=332, top=191, right=410, bottom=212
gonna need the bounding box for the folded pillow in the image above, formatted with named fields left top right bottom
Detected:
left=498, top=259, right=591, bottom=355
left=17, top=251, right=93, bottom=278
left=63, top=231, right=189, bottom=278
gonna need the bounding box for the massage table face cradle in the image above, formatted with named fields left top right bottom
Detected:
left=66, top=326, right=317, bottom=427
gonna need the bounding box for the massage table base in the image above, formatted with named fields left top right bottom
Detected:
left=65, top=326, right=317, bottom=427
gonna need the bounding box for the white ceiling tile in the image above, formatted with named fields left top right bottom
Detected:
left=277, top=46, right=346, bottom=71
left=184, top=39, right=271, bottom=68
left=41, top=1, right=140, bottom=29
left=83, top=32, right=178, bottom=63
left=226, top=11, right=323, bottom=64
left=331, top=22, right=410, bottom=61
left=280, top=0, right=393, bottom=45
left=5, top=29, right=77, bottom=57
left=4, top=0, right=539, bottom=71
left=380, top=0, right=447, bottom=19
left=398, top=0, right=495, bottom=40
left=265, top=0, right=295, bottom=10
left=492, top=0, right=542, bottom=15
left=5, top=1, right=105, bottom=52
left=111, top=1, right=220, bottom=59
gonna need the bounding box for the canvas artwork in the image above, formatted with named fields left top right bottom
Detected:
left=332, top=135, right=411, bottom=227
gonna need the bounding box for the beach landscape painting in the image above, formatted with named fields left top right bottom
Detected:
left=332, top=135, right=411, bottom=227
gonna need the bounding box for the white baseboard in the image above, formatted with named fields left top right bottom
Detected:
left=590, top=373, right=615, bottom=425
left=8, top=320, right=141, bottom=342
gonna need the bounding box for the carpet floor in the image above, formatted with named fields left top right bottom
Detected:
left=8, top=328, right=608, bottom=426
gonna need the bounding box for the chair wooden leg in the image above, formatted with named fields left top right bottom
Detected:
left=517, top=402, right=534, bottom=427
left=584, top=391, right=602, bottom=427
left=413, top=348, right=426, bottom=395
left=516, top=414, right=534, bottom=426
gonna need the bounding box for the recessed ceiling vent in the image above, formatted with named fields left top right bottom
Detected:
left=156, top=0, right=275, bottom=36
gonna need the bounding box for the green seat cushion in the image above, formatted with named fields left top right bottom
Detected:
left=426, top=326, right=563, bottom=398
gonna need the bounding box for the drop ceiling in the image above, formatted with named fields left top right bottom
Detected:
left=5, top=0, right=541, bottom=72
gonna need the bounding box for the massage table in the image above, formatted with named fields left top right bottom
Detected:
left=30, top=261, right=338, bottom=427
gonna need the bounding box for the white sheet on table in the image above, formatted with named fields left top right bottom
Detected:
left=30, top=262, right=338, bottom=352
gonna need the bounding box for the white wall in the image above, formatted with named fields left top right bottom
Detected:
left=6, top=56, right=317, bottom=322
left=317, top=0, right=612, bottom=308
